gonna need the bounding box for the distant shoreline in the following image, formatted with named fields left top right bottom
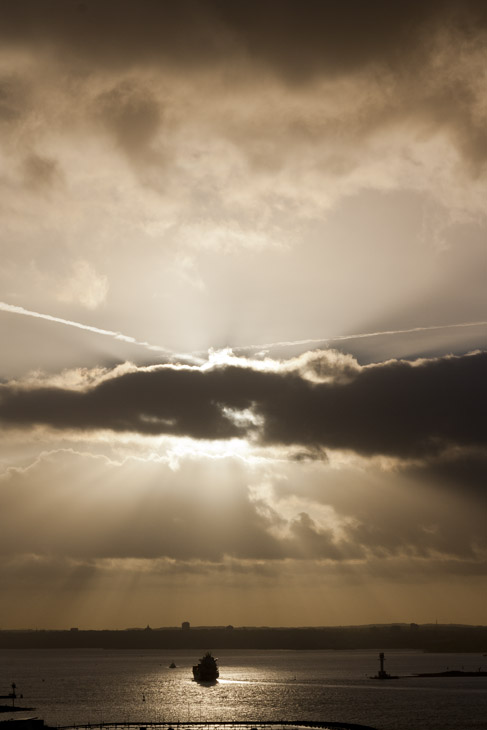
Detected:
left=413, top=670, right=487, bottom=677
left=0, top=625, right=485, bottom=653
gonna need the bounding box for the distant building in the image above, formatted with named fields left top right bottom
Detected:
left=69, top=627, right=79, bottom=632
left=181, top=621, right=190, bottom=631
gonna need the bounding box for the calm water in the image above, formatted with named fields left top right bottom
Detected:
left=1, top=649, right=486, bottom=730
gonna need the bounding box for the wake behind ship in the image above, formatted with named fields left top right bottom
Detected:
left=192, top=651, right=219, bottom=682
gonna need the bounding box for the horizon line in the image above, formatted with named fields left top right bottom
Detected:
left=2, top=622, right=484, bottom=631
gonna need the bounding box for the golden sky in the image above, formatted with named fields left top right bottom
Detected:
left=0, top=0, right=486, bottom=629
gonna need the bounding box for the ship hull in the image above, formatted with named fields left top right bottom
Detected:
left=192, top=665, right=219, bottom=682
left=192, top=651, right=219, bottom=682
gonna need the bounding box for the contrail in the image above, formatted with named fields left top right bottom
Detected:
left=230, top=320, right=487, bottom=354
left=0, top=301, right=170, bottom=354
left=1, top=300, right=485, bottom=362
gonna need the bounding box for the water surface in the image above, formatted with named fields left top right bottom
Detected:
left=1, top=649, right=486, bottom=730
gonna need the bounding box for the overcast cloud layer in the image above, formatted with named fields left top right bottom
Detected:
left=0, top=0, right=485, bottom=628
left=0, top=0, right=486, bottom=356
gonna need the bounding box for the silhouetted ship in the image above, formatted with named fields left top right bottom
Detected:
left=192, top=651, right=219, bottom=682
left=169, top=662, right=177, bottom=668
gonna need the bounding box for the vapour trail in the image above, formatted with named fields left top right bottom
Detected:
left=0, top=301, right=170, bottom=354
left=1, top=300, right=485, bottom=363
left=229, top=320, right=487, bottom=354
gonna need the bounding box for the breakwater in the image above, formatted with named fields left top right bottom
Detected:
left=57, top=722, right=379, bottom=730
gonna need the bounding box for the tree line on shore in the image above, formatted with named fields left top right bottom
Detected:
left=0, top=624, right=485, bottom=652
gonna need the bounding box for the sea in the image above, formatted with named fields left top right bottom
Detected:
left=1, top=649, right=486, bottom=730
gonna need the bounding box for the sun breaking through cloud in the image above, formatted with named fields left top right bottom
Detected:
left=0, top=0, right=486, bottom=629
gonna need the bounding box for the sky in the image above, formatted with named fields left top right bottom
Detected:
left=0, top=0, right=486, bottom=630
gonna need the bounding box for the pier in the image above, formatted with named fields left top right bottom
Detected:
left=54, top=720, right=382, bottom=730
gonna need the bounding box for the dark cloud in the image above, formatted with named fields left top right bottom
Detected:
left=260, top=352, right=486, bottom=457
left=209, top=0, right=464, bottom=81
left=270, top=447, right=487, bottom=562
left=0, top=76, right=27, bottom=122
left=2, top=1, right=486, bottom=77
left=22, top=153, right=62, bottom=189
left=0, top=351, right=484, bottom=459
left=95, top=81, right=163, bottom=158
left=352, top=555, right=487, bottom=581
left=343, top=500, right=483, bottom=560
left=1, top=0, right=486, bottom=180
left=0, top=554, right=98, bottom=592
left=405, top=449, right=487, bottom=502
left=0, top=75, right=34, bottom=144
left=0, top=0, right=225, bottom=71
left=286, top=512, right=363, bottom=560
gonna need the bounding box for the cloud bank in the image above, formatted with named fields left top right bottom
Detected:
left=1, top=350, right=484, bottom=459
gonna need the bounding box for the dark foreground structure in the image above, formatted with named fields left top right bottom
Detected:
left=0, top=721, right=379, bottom=730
